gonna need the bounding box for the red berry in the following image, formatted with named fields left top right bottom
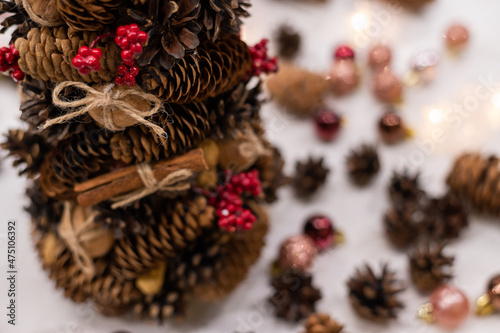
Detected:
left=334, top=45, right=355, bottom=60
left=314, top=108, right=342, bottom=142
left=91, top=48, right=103, bottom=59
left=117, top=26, right=128, bottom=37
left=130, top=43, right=143, bottom=55
left=0, top=47, right=8, bottom=53
left=78, top=46, right=91, bottom=57
left=117, top=65, right=128, bottom=76
left=127, top=31, right=138, bottom=43
left=129, top=24, right=139, bottom=33
left=138, top=31, right=148, bottom=44
left=5, top=52, right=14, bottom=65
left=129, top=66, right=139, bottom=76
left=10, top=47, right=19, bottom=57
left=123, top=59, right=135, bottom=67
left=0, top=55, right=5, bottom=66
left=86, top=55, right=100, bottom=71
left=115, top=36, right=122, bottom=45
left=304, top=214, right=335, bottom=251
left=115, top=76, right=124, bottom=86
left=11, top=69, right=24, bottom=82
left=71, top=55, right=85, bottom=69
left=121, top=49, right=134, bottom=62
left=119, top=37, right=130, bottom=50
left=123, top=73, right=136, bottom=86
left=11, top=63, right=19, bottom=71
left=78, top=67, right=91, bottom=75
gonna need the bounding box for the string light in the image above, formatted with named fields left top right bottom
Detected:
left=492, top=93, right=500, bottom=109
left=351, top=12, right=369, bottom=31
left=429, top=108, right=444, bottom=124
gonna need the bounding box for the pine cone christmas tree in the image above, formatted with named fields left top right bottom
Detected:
left=292, top=156, right=330, bottom=197
left=269, top=269, right=322, bottom=322
left=346, top=144, right=380, bottom=186
left=347, top=263, right=405, bottom=323
left=409, top=242, right=454, bottom=293
left=303, top=313, right=344, bottom=333
left=2, top=0, right=284, bottom=324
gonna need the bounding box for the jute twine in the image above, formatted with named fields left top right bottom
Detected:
left=58, top=202, right=100, bottom=276
left=111, top=164, right=193, bottom=209
left=42, top=82, right=167, bottom=137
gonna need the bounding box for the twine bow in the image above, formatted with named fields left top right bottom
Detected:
left=43, top=82, right=167, bottom=138
left=111, top=163, right=193, bottom=209
left=58, top=202, right=100, bottom=276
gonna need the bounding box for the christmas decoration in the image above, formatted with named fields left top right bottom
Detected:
left=302, top=313, right=344, bottom=333
left=372, top=68, right=403, bottom=103
left=314, top=108, right=342, bottom=142
left=2, top=0, right=286, bottom=323
left=447, top=153, right=500, bottom=217
left=347, top=263, right=405, bottom=323
left=445, top=24, right=469, bottom=53
left=292, top=156, right=330, bottom=197
left=277, top=235, right=318, bottom=273
left=328, top=45, right=359, bottom=96
left=384, top=207, right=421, bottom=248
left=409, top=242, right=454, bottom=293
left=418, top=285, right=470, bottom=329
left=266, top=63, right=329, bottom=117
left=346, top=144, right=380, bottom=186
left=423, top=193, right=468, bottom=240
left=303, top=214, right=342, bottom=251
left=476, top=275, right=500, bottom=316
left=368, top=44, right=392, bottom=71
left=275, top=24, right=301, bottom=59
left=269, top=269, right=322, bottom=322
left=378, top=111, right=410, bottom=144
left=388, top=169, right=425, bottom=211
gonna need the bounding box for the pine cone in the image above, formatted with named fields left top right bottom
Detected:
left=409, top=242, right=454, bottom=293
left=388, top=169, right=425, bottom=211
left=141, top=33, right=251, bottom=103
left=110, top=195, right=215, bottom=280
left=292, top=156, right=330, bottom=197
left=447, top=153, right=500, bottom=216
left=303, top=313, right=344, bottom=333
left=269, top=269, right=322, bottom=322
left=347, top=263, right=405, bottom=323
left=2, top=129, right=50, bottom=178
left=26, top=181, right=63, bottom=233
left=346, top=144, right=380, bottom=186
left=200, top=0, right=250, bottom=42
left=275, top=24, right=301, bottom=59
left=39, top=127, right=113, bottom=199
left=15, top=26, right=121, bottom=83
left=423, top=193, right=468, bottom=240
left=384, top=207, right=421, bottom=248
left=254, top=145, right=287, bottom=203
left=0, top=0, right=36, bottom=42
left=56, top=0, right=122, bottom=31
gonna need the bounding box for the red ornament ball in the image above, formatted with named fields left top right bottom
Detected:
left=304, top=214, right=335, bottom=251
left=314, top=108, right=341, bottom=142
left=335, top=45, right=355, bottom=60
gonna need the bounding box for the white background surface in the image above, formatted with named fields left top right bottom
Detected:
left=2, top=0, right=500, bottom=332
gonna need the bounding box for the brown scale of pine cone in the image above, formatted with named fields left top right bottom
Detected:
left=447, top=153, right=500, bottom=216
left=2, top=129, right=50, bottom=178
left=346, top=144, right=380, bottom=186
left=110, top=195, right=215, bottom=280
left=200, top=0, right=250, bottom=42
left=409, top=242, right=454, bottom=293
left=253, top=144, right=288, bottom=203
left=15, top=26, right=121, bottom=83
left=384, top=207, right=422, bottom=248
left=423, top=193, right=468, bottom=240
left=0, top=0, right=36, bottom=42
left=303, top=313, right=344, bottom=333
left=26, top=181, right=64, bottom=233
left=142, top=33, right=251, bottom=103
left=347, top=263, right=405, bottom=323
left=56, top=0, right=122, bottom=31
left=388, top=169, right=426, bottom=211
left=292, top=156, right=330, bottom=198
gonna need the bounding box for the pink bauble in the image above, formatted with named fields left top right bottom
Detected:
left=369, top=44, right=392, bottom=71
left=372, top=69, right=403, bottom=103
left=430, top=285, right=470, bottom=329
left=445, top=24, right=469, bottom=51
left=278, top=235, right=318, bottom=272
left=328, top=59, right=359, bottom=96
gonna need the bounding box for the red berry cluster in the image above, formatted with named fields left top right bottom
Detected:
left=114, top=24, right=148, bottom=86
left=248, top=39, right=278, bottom=78
left=334, top=45, right=355, bottom=60
left=72, top=46, right=103, bottom=75
left=0, top=45, right=24, bottom=82
left=208, top=170, right=262, bottom=233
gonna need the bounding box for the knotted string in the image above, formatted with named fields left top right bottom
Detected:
left=111, top=164, right=193, bottom=209
left=43, top=82, right=167, bottom=138
left=58, top=202, right=100, bottom=276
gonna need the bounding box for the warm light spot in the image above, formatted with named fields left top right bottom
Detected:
left=492, top=93, right=500, bottom=108
left=429, top=108, right=444, bottom=124
left=351, top=13, right=369, bottom=31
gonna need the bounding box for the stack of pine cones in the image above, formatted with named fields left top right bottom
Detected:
left=1, top=0, right=285, bottom=322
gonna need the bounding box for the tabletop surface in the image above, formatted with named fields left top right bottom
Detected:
left=2, top=0, right=500, bottom=332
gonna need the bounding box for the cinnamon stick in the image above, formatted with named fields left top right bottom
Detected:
left=75, top=149, right=208, bottom=207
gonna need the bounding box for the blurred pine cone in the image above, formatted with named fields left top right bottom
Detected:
left=0, top=0, right=36, bottom=42
left=384, top=207, right=421, bottom=248
left=347, top=264, right=405, bottom=323
left=26, top=181, right=64, bottom=233
left=292, top=156, right=330, bottom=198
left=346, top=144, right=380, bottom=186
left=254, top=145, right=287, bottom=203
left=303, top=313, right=344, bottom=333
left=388, top=169, right=425, bottom=211
left=409, top=242, right=454, bottom=293
left=56, top=0, right=122, bottom=31
left=200, top=0, right=250, bottom=41
left=423, top=193, right=468, bottom=240
left=275, top=24, right=301, bottom=59
left=269, top=269, right=322, bottom=322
